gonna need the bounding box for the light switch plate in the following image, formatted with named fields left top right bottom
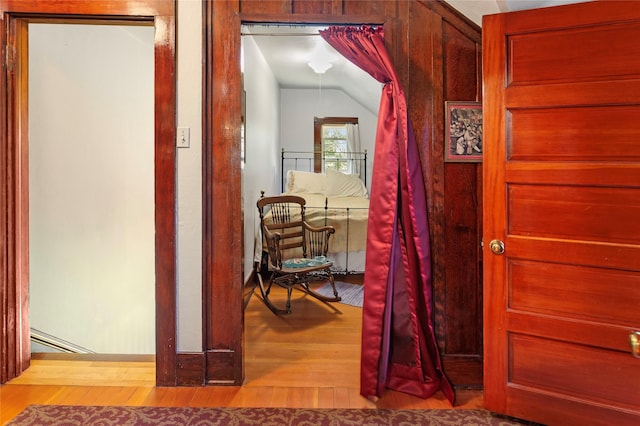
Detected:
left=177, top=127, right=190, bottom=148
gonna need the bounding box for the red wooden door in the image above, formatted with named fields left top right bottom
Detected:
left=483, top=2, right=640, bottom=425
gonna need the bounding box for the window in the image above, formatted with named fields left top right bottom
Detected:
left=313, top=117, right=358, bottom=174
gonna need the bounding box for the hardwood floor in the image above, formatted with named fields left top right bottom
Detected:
left=0, top=281, right=482, bottom=424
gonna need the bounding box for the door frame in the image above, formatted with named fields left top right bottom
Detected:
left=202, top=0, right=387, bottom=383
left=0, top=0, right=176, bottom=385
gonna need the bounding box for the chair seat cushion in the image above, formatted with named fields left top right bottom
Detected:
left=282, top=256, right=330, bottom=268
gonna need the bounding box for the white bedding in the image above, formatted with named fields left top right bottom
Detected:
left=294, top=193, right=369, bottom=253
left=284, top=169, right=369, bottom=256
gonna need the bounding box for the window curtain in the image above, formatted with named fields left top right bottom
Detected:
left=320, top=26, right=454, bottom=404
left=345, top=122, right=361, bottom=175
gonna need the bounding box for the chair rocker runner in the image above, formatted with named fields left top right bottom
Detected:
left=255, top=194, right=341, bottom=314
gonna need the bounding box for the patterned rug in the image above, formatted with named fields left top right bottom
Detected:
left=8, top=405, right=527, bottom=425
left=314, top=281, right=363, bottom=307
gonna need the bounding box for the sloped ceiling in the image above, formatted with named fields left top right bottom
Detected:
left=243, top=24, right=383, bottom=114
left=245, top=1, right=592, bottom=111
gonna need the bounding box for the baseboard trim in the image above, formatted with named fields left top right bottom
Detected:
left=176, top=352, right=206, bottom=386
left=31, top=353, right=154, bottom=362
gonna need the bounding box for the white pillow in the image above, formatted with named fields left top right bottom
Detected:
left=325, top=170, right=368, bottom=198
left=285, top=170, right=326, bottom=194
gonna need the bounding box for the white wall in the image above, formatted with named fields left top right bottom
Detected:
left=242, top=35, right=281, bottom=281
left=443, top=0, right=501, bottom=25
left=29, top=24, right=156, bottom=354
left=280, top=88, right=378, bottom=188
left=175, top=0, right=203, bottom=353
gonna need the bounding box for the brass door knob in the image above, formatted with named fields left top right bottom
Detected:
left=630, top=331, right=640, bottom=359
left=489, top=239, right=505, bottom=255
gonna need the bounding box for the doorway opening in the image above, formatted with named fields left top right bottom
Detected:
left=1, top=4, right=176, bottom=386
left=239, top=23, right=380, bottom=283
left=240, top=22, right=380, bottom=386
left=28, top=22, right=156, bottom=356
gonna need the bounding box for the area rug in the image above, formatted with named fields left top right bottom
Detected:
left=314, top=281, right=363, bottom=307
left=7, top=405, right=528, bottom=425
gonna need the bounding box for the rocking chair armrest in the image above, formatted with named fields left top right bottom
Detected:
left=302, top=221, right=336, bottom=236
left=262, top=227, right=283, bottom=267
left=263, top=228, right=282, bottom=245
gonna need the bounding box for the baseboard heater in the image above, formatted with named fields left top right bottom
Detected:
left=30, top=328, right=95, bottom=354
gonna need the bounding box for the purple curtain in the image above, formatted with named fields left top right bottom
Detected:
left=320, top=26, right=454, bottom=404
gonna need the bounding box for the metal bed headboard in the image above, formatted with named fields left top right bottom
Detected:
left=281, top=149, right=368, bottom=193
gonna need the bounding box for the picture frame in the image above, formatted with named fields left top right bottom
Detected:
left=444, top=101, right=483, bottom=162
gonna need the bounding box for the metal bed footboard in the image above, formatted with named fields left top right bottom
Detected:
left=304, top=200, right=368, bottom=275
left=281, top=149, right=368, bottom=193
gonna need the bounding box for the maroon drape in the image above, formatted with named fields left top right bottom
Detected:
left=320, top=26, right=454, bottom=404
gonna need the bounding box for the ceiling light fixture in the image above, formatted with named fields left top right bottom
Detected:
left=308, top=60, right=332, bottom=74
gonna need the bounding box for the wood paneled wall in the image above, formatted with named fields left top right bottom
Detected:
left=439, top=18, right=483, bottom=387
left=202, top=0, right=483, bottom=388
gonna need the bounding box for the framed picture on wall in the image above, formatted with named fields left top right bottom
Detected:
left=445, top=101, right=483, bottom=162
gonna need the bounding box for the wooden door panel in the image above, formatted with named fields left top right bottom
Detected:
left=508, top=21, right=640, bottom=84
left=506, top=163, right=640, bottom=187
left=509, top=334, right=640, bottom=409
left=506, top=387, right=640, bottom=426
left=506, top=79, right=640, bottom=108
left=483, top=2, right=640, bottom=424
left=510, top=106, right=640, bottom=160
left=509, top=260, right=640, bottom=325
left=508, top=184, right=640, bottom=244
left=508, top=312, right=633, bottom=354
left=507, top=237, right=640, bottom=273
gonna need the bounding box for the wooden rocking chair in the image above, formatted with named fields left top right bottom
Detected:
left=254, top=194, right=341, bottom=314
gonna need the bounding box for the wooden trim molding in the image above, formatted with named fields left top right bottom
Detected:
left=176, top=352, right=206, bottom=386
left=0, top=13, right=29, bottom=384
left=0, top=0, right=177, bottom=385
left=201, top=2, right=388, bottom=387
left=202, top=0, right=391, bottom=387
left=152, top=7, right=178, bottom=387
left=202, top=0, right=244, bottom=385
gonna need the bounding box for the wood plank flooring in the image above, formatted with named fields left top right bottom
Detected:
left=0, top=281, right=482, bottom=424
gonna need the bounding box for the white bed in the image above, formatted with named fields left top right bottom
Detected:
left=286, top=169, right=369, bottom=272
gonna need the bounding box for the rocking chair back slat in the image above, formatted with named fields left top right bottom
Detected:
left=258, top=196, right=307, bottom=264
